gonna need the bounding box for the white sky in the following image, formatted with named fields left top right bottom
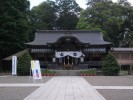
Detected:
left=29, top=0, right=133, bottom=9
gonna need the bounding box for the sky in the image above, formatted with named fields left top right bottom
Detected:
left=29, top=0, right=133, bottom=9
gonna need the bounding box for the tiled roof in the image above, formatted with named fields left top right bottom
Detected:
left=26, top=30, right=112, bottom=46
left=113, top=48, right=133, bottom=51
left=3, top=49, right=28, bottom=60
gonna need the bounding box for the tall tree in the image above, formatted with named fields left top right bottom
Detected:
left=86, top=0, right=112, bottom=7
left=0, top=0, right=30, bottom=58
left=77, top=2, right=133, bottom=47
left=30, top=0, right=81, bottom=30
left=56, top=0, right=81, bottom=30
left=30, top=0, right=57, bottom=30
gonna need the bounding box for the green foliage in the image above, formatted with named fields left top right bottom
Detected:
left=0, top=0, right=31, bottom=58
left=121, top=30, right=133, bottom=47
left=30, top=0, right=81, bottom=30
left=30, top=1, right=57, bottom=30
left=17, top=51, right=32, bottom=76
left=80, top=69, right=96, bottom=75
left=102, top=53, right=120, bottom=76
left=56, top=0, right=81, bottom=14
left=86, top=0, right=112, bottom=7
left=56, top=0, right=81, bottom=29
left=41, top=69, right=56, bottom=74
left=77, top=2, right=133, bottom=47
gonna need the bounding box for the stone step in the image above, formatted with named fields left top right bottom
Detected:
left=55, top=70, right=80, bottom=76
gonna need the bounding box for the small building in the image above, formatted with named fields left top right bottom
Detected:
left=112, top=48, right=133, bottom=74
left=26, top=30, right=112, bottom=70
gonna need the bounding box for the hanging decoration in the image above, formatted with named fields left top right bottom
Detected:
left=55, top=51, right=85, bottom=58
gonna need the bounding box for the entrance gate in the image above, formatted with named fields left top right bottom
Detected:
left=64, top=56, right=73, bottom=69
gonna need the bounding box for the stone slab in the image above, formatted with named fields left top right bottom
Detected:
left=24, top=76, right=105, bottom=100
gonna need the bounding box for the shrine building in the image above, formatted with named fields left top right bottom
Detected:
left=26, top=30, right=112, bottom=70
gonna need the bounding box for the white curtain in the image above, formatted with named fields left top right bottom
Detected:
left=55, top=51, right=85, bottom=58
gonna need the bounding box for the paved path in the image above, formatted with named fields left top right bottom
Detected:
left=24, top=76, right=105, bottom=100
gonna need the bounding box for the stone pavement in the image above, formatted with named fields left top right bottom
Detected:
left=24, top=76, right=105, bottom=100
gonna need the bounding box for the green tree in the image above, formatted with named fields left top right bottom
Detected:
left=118, top=0, right=130, bottom=6
left=102, top=53, right=120, bottom=76
left=86, top=0, right=112, bottom=7
left=0, top=0, right=30, bottom=59
left=17, top=51, right=32, bottom=76
left=56, top=0, right=81, bottom=29
left=77, top=2, right=133, bottom=47
left=30, top=0, right=81, bottom=30
left=120, top=29, right=133, bottom=47
left=30, top=0, right=57, bottom=30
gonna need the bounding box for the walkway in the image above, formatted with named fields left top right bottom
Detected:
left=24, top=76, right=105, bottom=100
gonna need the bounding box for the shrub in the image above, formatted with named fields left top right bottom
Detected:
left=41, top=69, right=56, bottom=75
left=80, top=69, right=96, bottom=75
left=17, top=51, right=32, bottom=76
left=102, top=53, right=120, bottom=76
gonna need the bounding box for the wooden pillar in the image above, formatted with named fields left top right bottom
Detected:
left=119, top=65, right=121, bottom=72
left=130, top=65, right=132, bottom=74
left=0, top=59, right=2, bottom=72
left=0, top=49, right=2, bottom=71
left=119, top=51, right=121, bottom=60
left=128, top=52, right=132, bottom=75
left=128, top=65, right=132, bottom=75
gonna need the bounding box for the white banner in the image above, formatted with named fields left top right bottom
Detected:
left=55, top=51, right=85, bottom=58
left=31, top=60, right=42, bottom=80
left=12, top=56, right=17, bottom=75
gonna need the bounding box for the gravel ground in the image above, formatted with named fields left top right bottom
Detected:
left=0, top=76, right=53, bottom=100
left=98, top=89, right=133, bottom=100
left=84, top=76, right=133, bottom=100
left=0, top=76, right=53, bottom=83
left=0, top=87, right=38, bottom=100
left=84, top=76, right=133, bottom=86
